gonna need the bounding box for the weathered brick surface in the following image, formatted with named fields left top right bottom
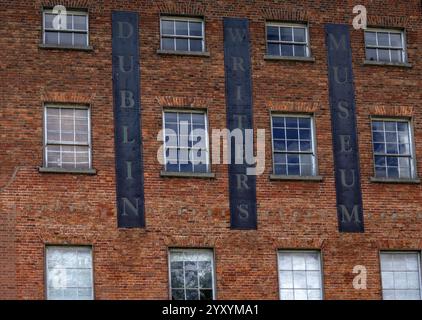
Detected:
left=0, top=0, right=421, bottom=299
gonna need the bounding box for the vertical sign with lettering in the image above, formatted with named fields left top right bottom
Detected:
left=112, top=12, right=145, bottom=228
left=223, top=18, right=257, bottom=230
left=325, top=24, right=364, bottom=232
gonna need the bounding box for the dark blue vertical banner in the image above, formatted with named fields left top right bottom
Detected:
left=325, top=24, right=364, bottom=233
left=112, top=12, right=145, bottom=228
left=223, top=18, right=257, bottom=230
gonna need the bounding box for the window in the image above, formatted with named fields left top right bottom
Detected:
left=271, top=115, right=316, bottom=176
left=160, top=16, right=204, bottom=52
left=266, top=23, right=310, bottom=57
left=44, top=105, right=91, bottom=170
left=163, top=110, right=209, bottom=173
left=43, top=9, right=89, bottom=47
left=371, top=119, right=415, bottom=179
left=169, top=249, right=215, bottom=300
left=278, top=251, right=323, bottom=300
left=46, top=246, right=93, bottom=300
left=364, top=29, right=406, bottom=63
left=380, top=252, right=422, bottom=300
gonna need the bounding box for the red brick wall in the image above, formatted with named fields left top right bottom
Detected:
left=0, top=0, right=421, bottom=299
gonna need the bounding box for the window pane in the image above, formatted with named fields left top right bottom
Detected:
left=189, top=22, right=202, bottom=37
left=390, top=49, right=402, bottom=63
left=199, top=290, right=213, bottom=300
left=267, top=26, right=279, bottom=41
left=268, top=43, right=280, bottom=56
left=364, top=31, right=377, bottom=46
left=162, top=37, right=175, bottom=50
left=366, top=48, right=377, bottom=61
left=390, top=33, right=402, bottom=47
left=378, top=49, right=390, bottom=62
left=176, top=38, right=188, bottom=51
left=44, top=13, right=55, bottom=29
left=280, top=27, right=293, bottom=41
left=161, top=20, right=174, bottom=35
left=45, top=31, right=59, bottom=45
left=74, top=33, right=88, bottom=47
left=60, top=32, right=73, bottom=46
left=294, top=45, right=306, bottom=57
left=377, top=32, right=389, bottom=46
left=175, top=21, right=189, bottom=36
left=190, top=39, right=202, bottom=52
left=293, top=28, right=306, bottom=42
left=281, top=44, right=293, bottom=56
left=73, top=15, right=87, bottom=31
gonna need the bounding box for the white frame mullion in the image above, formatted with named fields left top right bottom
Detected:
left=45, top=246, right=94, bottom=300
left=277, top=250, right=323, bottom=300
left=44, top=105, right=91, bottom=169
left=365, top=28, right=406, bottom=63
left=160, top=16, right=204, bottom=52
left=266, top=22, right=310, bottom=57
left=43, top=9, right=89, bottom=47
left=168, top=249, right=216, bottom=301
left=163, top=110, right=209, bottom=173
left=380, top=251, right=422, bottom=300
left=271, top=114, right=316, bottom=176
left=372, top=118, right=415, bottom=179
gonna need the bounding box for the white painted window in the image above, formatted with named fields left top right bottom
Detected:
left=271, top=114, right=317, bottom=176
left=381, top=252, right=422, bottom=300
left=278, top=251, right=323, bottom=300
left=371, top=119, right=416, bottom=179
left=46, top=246, right=93, bottom=300
left=169, top=249, right=215, bottom=300
left=365, top=29, right=406, bottom=63
left=43, top=9, right=89, bottom=47
left=160, top=16, right=205, bottom=52
left=266, top=23, right=310, bottom=57
left=163, top=110, right=209, bottom=173
left=44, top=105, right=92, bottom=170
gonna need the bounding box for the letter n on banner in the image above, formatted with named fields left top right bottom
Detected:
left=223, top=18, right=257, bottom=230
left=325, top=24, right=364, bottom=232
left=112, top=12, right=145, bottom=228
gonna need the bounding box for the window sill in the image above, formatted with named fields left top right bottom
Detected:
left=264, top=55, right=315, bottom=62
left=370, top=177, right=420, bottom=184
left=363, top=60, right=412, bottom=68
left=156, top=49, right=210, bottom=57
left=39, top=167, right=97, bottom=175
left=39, top=44, right=94, bottom=52
left=160, top=171, right=215, bottom=179
left=270, top=174, right=323, bottom=181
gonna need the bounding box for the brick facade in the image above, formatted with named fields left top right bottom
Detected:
left=0, top=0, right=421, bottom=299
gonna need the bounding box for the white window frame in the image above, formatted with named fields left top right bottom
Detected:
left=162, top=109, right=210, bottom=173
left=277, top=250, right=324, bottom=300
left=160, top=16, right=205, bottom=52
left=380, top=251, right=422, bottom=300
left=45, top=245, right=94, bottom=300
left=270, top=113, right=318, bottom=176
left=266, top=22, right=311, bottom=57
left=371, top=117, right=417, bottom=179
left=43, top=9, right=90, bottom=47
left=364, top=28, right=407, bottom=63
left=43, top=104, right=92, bottom=169
left=168, top=248, right=216, bottom=300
